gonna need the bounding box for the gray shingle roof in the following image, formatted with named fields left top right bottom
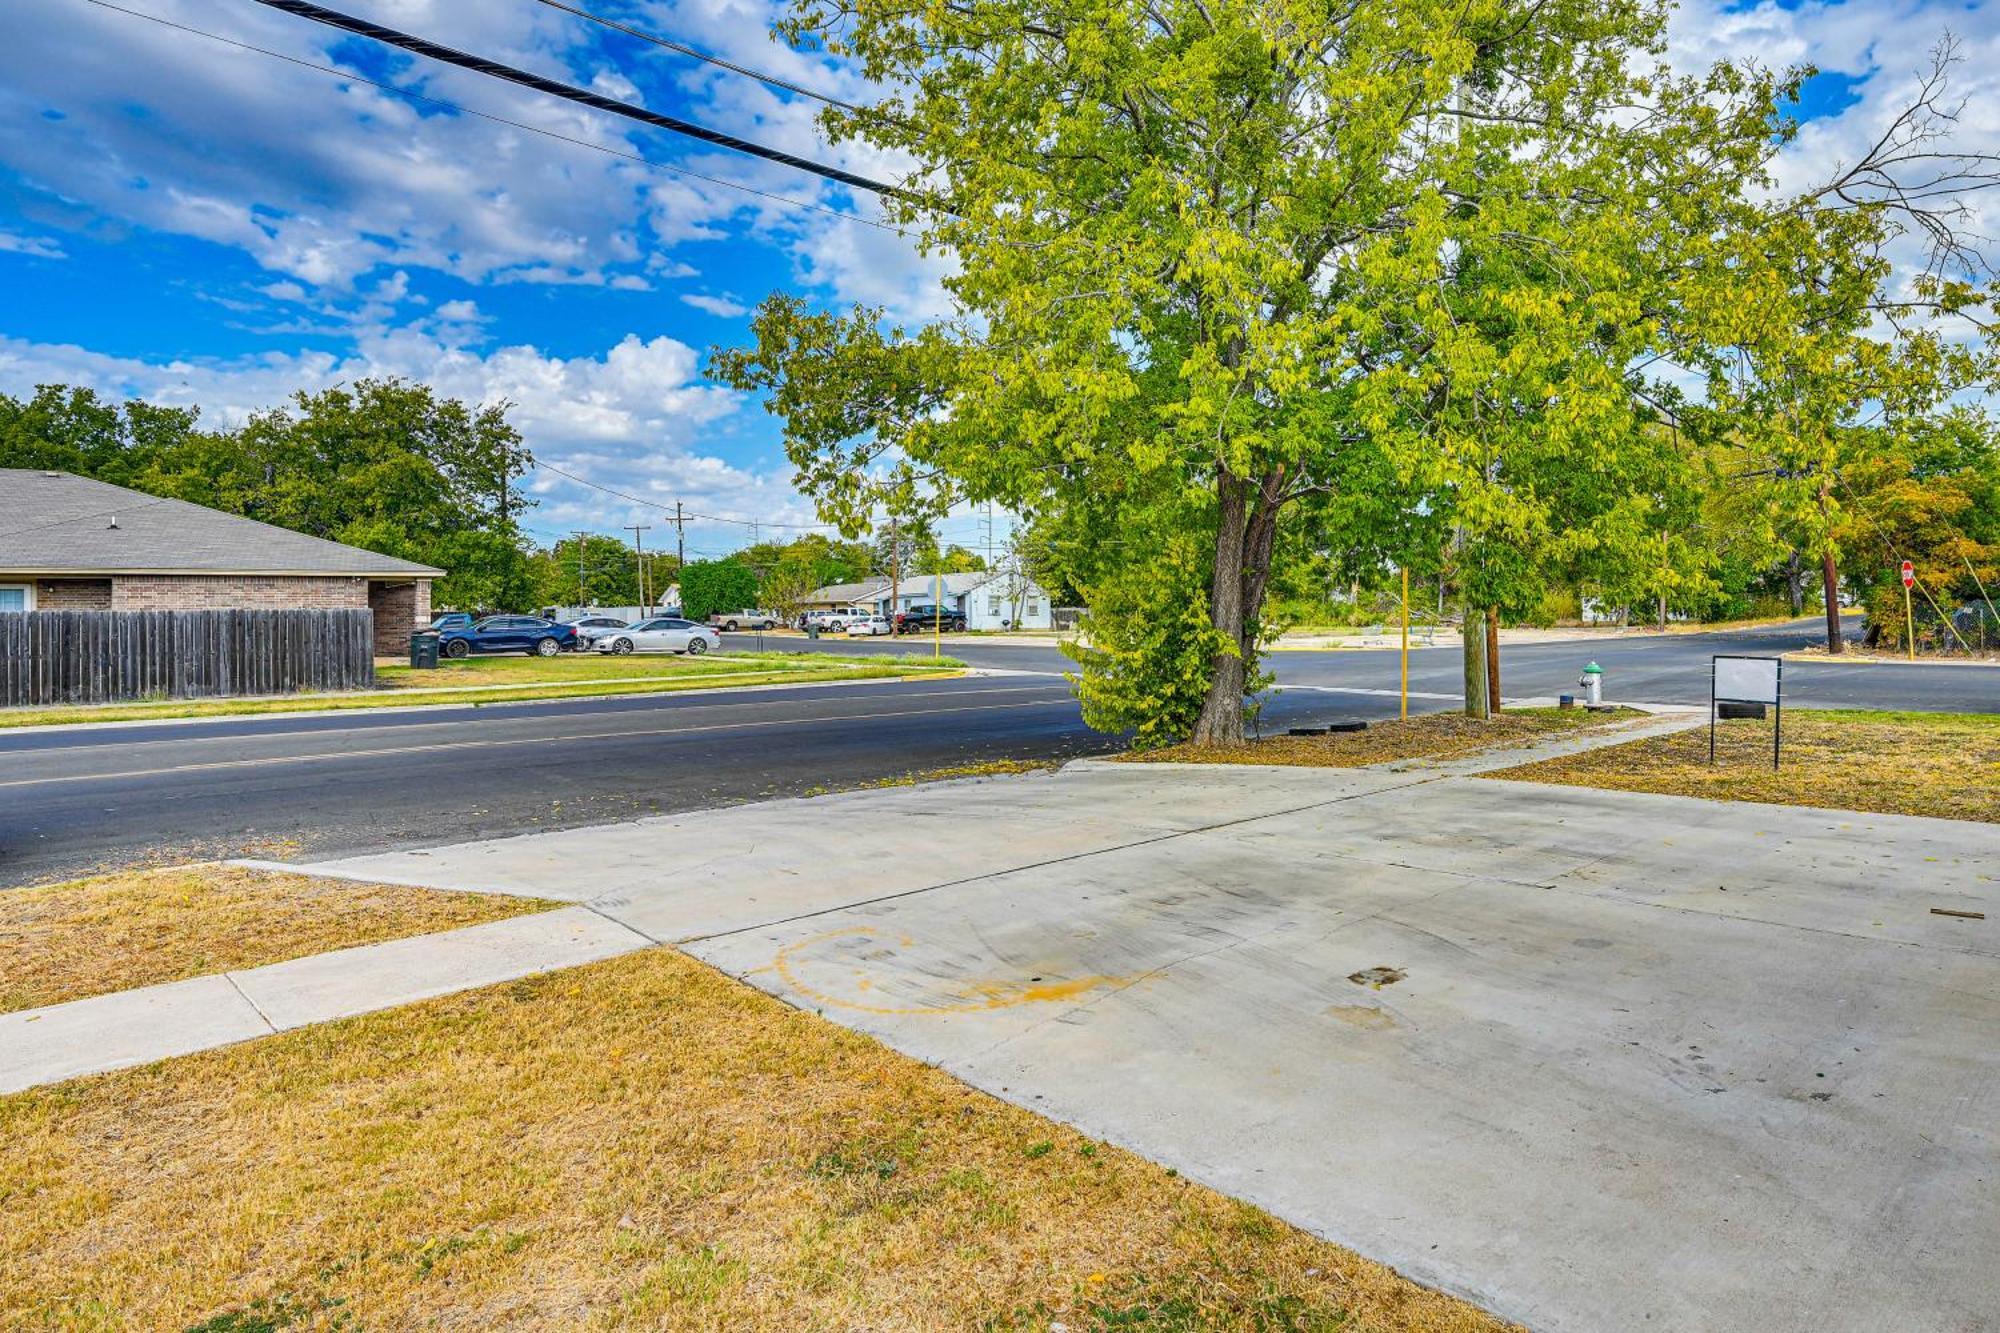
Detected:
left=804, top=579, right=891, bottom=604
left=0, top=470, right=444, bottom=578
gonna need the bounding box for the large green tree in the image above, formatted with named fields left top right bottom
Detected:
left=531, top=533, right=649, bottom=608
left=1, top=378, right=538, bottom=612
left=718, top=0, right=1789, bottom=742
left=679, top=559, right=761, bottom=621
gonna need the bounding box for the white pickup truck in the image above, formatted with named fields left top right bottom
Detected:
left=706, top=608, right=781, bottom=631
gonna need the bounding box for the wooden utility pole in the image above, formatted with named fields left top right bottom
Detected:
left=571, top=530, right=590, bottom=606
left=1485, top=606, right=1501, bottom=713
left=1819, top=482, right=1843, bottom=654
left=673, top=502, right=686, bottom=569
left=1462, top=609, right=1490, bottom=719
left=624, top=524, right=651, bottom=610
left=1399, top=567, right=1409, bottom=719
left=889, top=513, right=901, bottom=627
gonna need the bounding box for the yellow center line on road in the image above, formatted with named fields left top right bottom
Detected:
left=0, top=695, right=1075, bottom=790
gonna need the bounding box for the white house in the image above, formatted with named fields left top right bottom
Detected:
left=955, top=568, right=1054, bottom=629
left=800, top=568, right=1055, bottom=629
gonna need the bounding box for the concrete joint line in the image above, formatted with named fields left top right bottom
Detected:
left=222, top=972, right=280, bottom=1034
left=683, top=772, right=1443, bottom=949
left=583, top=899, right=664, bottom=946
left=1525, top=870, right=1999, bottom=958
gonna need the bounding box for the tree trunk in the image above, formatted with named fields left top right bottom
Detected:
left=1785, top=550, right=1804, bottom=616
left=1191, top=466, right=1285, bottom=745
left=1462, top=606, right=1490, bottom=718
left=1192, top=471, right=1251, bottom=745
left=1656, top=591, right=1667, bottom=631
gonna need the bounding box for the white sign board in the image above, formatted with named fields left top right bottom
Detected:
left=1713, top=656, right=1780, bottom=704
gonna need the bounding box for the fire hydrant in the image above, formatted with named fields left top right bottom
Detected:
left=1579, top=661, right=1604, bottom=707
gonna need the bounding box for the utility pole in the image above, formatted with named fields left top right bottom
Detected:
left=571, top=530, right=591, bottom=608
left=1819, top=481, right=1843, bottom=654
left=889, top=512, right=901, bottom=628
left=1486, top=605, right=1501, bottom=713
left=673, top=502, right=686, bottom=570
left=625, top=524, right=651, bottom=610
left=1399, top=566, right=1409, bottom=720
left=1462, top=610, right=1490, bottom=719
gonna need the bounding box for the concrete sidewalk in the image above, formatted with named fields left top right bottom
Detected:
left=10, top=715, right=1996, bottom=1331
left=0, top=907, right=646, bottom=1093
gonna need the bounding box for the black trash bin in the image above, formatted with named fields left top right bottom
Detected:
left=409, top=630, right=441, bottom=669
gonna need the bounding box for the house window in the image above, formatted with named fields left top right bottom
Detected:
left=988, top=596, right=1002, bottom=614
left=0, top=584, right=32, bottom=612
left=1025, top=599, right=1041, bottom=615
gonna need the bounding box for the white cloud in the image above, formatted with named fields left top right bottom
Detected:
left=0, top=230, right=64, bottom=259
left=680, top=292, right=750, bottom=317
left=0, top=321, right=826, bottom=543
left=1666, top=0, right=2000, bottom=275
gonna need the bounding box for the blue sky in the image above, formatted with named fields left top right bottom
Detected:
left=1, top=0, right=1994, bottom=555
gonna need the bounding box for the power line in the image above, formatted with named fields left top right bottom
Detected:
left=78, top=0, right=902, bottom=234
left=530, top=459, right=839, bottom=530
left=250, top=0, right=917, bottom=202
left=527, top=0, right=866, bottom=114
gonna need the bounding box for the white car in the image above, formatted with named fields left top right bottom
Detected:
left=846, top=615, right=893, bottom=637
left=593, top=617, right=721, bottom=656
left=564, top=616, right=630, bottom=649
left=806, top=609, right=859, bottom=632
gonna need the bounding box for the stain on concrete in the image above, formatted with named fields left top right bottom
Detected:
left=773, top=925, right=1135, bottom=1016
left=1326, top=1004, right=1398, bottom=1030
left=1347, top=965, right=1407, bottom=988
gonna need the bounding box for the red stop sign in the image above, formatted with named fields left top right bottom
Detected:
left=1900, top=561, right=1915, bottom=587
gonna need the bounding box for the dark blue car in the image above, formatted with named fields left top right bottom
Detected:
left=438, top=615, right=577, bottom=659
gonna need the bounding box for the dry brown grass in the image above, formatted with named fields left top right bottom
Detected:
left=0, top=864, right=551, bottom=1014
left=1122, top=707, right=1642, bottom=768
left=1488, top=709, right=2000, bottom=823
left=0, top=947, right=1507, bottom=1333
left=807, top=756, right=1067, bottom=797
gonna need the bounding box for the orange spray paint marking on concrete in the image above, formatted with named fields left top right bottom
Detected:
left=772, top=926, right=1136, bottom=1017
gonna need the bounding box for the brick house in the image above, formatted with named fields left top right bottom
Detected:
left=0, top=469, right=442, bottom=655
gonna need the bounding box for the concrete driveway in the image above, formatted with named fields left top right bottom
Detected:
left=298, top=744, right=1999, bottom=1332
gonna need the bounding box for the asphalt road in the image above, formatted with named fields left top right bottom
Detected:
left=770, top=616, right=2000, bottom=710
left=2, top=618, right=1991, bottom=886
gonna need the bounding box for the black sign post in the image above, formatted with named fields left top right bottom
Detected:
left=1710, top=654, right=1783, bottom=770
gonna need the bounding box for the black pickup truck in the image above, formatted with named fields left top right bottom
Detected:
left=894, top=604, right=966, bottom=634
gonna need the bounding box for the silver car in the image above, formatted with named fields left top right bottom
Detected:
left=593, top=617, right=721, bottom=656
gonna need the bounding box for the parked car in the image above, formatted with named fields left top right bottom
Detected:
left=437, top=615, right=578, bottom=658
left=846, top=615, right=893, bottom=637
left=592, top=617, right=720, bottom=656
left=708, top=609, right=780, bottom=631
left=803, top=609, right=859, bottom=632
left=428, top=612, right=475, bottom=634
left=894, top=604, right=966, bottom=634
left=562, top=616, right=629, bottom=649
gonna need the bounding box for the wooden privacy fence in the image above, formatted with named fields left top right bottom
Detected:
left=0, top=609, right=375, bottom=707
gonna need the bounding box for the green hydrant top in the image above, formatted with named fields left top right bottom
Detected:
left=1582, top=661, right=1603, bottom=675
